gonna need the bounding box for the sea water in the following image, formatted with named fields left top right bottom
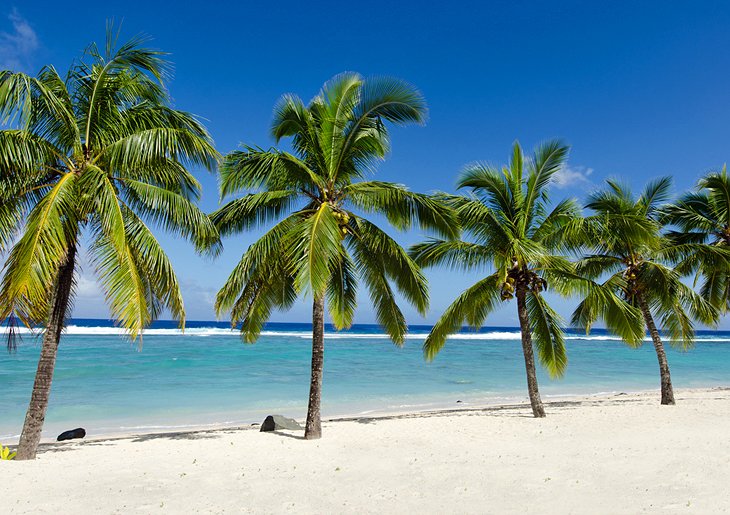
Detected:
left=1, top=319, right=728, bottom=442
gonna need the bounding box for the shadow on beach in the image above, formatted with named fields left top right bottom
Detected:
left=29, top=389, right=724, bottom=454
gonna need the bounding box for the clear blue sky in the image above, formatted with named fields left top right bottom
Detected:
left=2, top=1, right=730, bottom=327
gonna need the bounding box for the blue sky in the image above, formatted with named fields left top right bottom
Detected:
left=2, top=1, right=730, bottom=327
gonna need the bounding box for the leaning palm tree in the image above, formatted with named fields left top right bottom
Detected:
left=411, top=140, right=589, bottom=418
left=572, top=178, right=717, bottom=405
left=0, top=30, right=219, bottom=459
left=213, top=72, right=455, bottom=439
left=661, top=165, right=730, bottom=311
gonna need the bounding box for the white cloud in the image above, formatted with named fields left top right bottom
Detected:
left=178, top=279, right=219, bottom=320
left=552, top=164, right=594, bottom=189
left=0, top=9, right=39, bottom=71
left=75, top=272, right=103, bottom=299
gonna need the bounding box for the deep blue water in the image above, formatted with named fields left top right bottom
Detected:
left=1, top=319, right=728, bottom=441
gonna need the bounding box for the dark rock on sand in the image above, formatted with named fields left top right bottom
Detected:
left=260, top=415, right=303, bottom=432
left=57, top=428, right=86, bottom=441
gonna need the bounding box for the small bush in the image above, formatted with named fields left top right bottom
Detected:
left=1, top=445, right=16, bottom=461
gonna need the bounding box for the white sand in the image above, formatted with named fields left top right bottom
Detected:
left=2, top=388, right=729, bottom=514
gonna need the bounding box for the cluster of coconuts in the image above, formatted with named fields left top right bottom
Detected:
left=500, top=272, right=548, bottom=301
left=500, top=276, right=517, bottom=300
left=333, top=209, right=350, bottom=239
left=622, top=266, right=640, bottom=296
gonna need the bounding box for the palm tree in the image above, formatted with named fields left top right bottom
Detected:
left=572, top=178, right=717, bottom=405
left=411, top=140, right=587, bottom=418
left=661, top=165, right=730, bottom=311
left=0, top=29, right=219, bottom=459
left=212, top=72, right=455, bottom=439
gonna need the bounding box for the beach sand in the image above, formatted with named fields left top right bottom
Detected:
left=2, top=388, right=729, bottom=514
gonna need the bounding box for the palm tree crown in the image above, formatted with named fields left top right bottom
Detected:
left=0, top=30, right=218, bottom=337
left=412, top=140, right=584, bottom=417
left=213, top=72, right=454, bottom=342
left=662, top=165, right=730, bottom=311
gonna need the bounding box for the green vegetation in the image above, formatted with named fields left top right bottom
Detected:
left=662, top=166, right=730, bottom=312
left=0, top=445, right=17, bottom=460
left=0, top=27, right=218, bottom=459
left=1, top=27, right=729, bottom=447
left=411, top=141, right=590, bottom=417
left=572, top=178, right=719, bottom=404
left=212, top=72, right=454, bottom=439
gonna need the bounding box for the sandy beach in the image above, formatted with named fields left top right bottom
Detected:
left=1, top=387, right=728, bottom=514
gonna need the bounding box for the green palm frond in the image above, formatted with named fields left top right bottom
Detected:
left=210, top=190, right=298, bottom=236
left=351, top=75, right=427, bottom=125
left=219, top=147, right=324, bottom=197
left=214, top=214, right=299, bottom=317
left=90, top=224, right=150, bottom=340
left=526, top=292, right=567, bottom=377
left=422, top=274, right=501, bottom=361
left=662, top=166, right=730, bottom=312
left=638, top=176, right=673, bottom=215
left=326, top=251, right=358, bottom=330
left=351, top=216, right=429, bottom=315
left=0, top=172, right=78, bottom=323
left=120, top=179, right=221, bottom=253
left=410, top=239, right=493, bottom=271
left=292, top=202, right=344, bottom=296
left=345, top=181, right=458, bottom=238
left=571, top=273, right=645, bottom=346
left=349, top=233, right=408, bottom=344
left=457, top=163, right=516, bottom=222
left=121, top=208, right=185, bottom=326
left=522, top=139, right=569, bottom=230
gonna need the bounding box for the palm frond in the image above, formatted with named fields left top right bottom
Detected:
left=346, top=181, right=458, bottom=238
left=422, top=274, right=501, bottom=360
left=526, top=291, right=567, bottom=377
left=326, top=251, right=358, bottom=330
left=351, top=216, right=429, bottom=315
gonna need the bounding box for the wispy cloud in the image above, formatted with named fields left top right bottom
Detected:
left=0, top=9, right=39, bottom=71
left=75, top=271, right=103, bottom=300
left=552, top=164, right=594, bottom=189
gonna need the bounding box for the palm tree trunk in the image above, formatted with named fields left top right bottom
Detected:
left=515, top=286, right=546, bottom=418
left=638, top=294, right=675, bottom=405
left=304, top=295, right=325, bottom=439
left=16, top=245, right=77, bottom=460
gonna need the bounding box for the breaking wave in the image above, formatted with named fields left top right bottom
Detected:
left=2, top=324, right=729, bottom=342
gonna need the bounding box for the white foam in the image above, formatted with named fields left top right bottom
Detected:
left=1, top=325, right=728, bottom=342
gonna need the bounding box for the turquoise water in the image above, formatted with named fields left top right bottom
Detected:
left=1, top=320, right=729, bottom=442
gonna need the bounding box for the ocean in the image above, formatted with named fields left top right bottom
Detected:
left=1, top=319, right=729, bottom=442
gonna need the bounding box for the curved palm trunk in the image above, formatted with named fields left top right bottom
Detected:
left=638, top=294, right=675, bottom=405
left=16, top=244, right=77, bottom=460
left=515, top=286, right=546, bottom=418
left=305, top=295, right=325, bottom=439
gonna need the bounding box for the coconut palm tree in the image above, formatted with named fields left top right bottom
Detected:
left=0, top=30, right=219, bottom=459
left=411, top=140, right=591, bottom=418
left=661, top=165, right=730, bottom=312
left=572, top=178, right=717, bottom=405
left=212, top=72, right=455, bottom=439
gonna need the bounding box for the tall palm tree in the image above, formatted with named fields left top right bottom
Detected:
left=212, top=72, right=455, bottom=439
left=572, top=178, right=717, bottom=405
left=661, top=165, right=730, bottom=311
left=0, top=29, right=219, bottom=459
left=411, top=140, right=589, bottom=418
